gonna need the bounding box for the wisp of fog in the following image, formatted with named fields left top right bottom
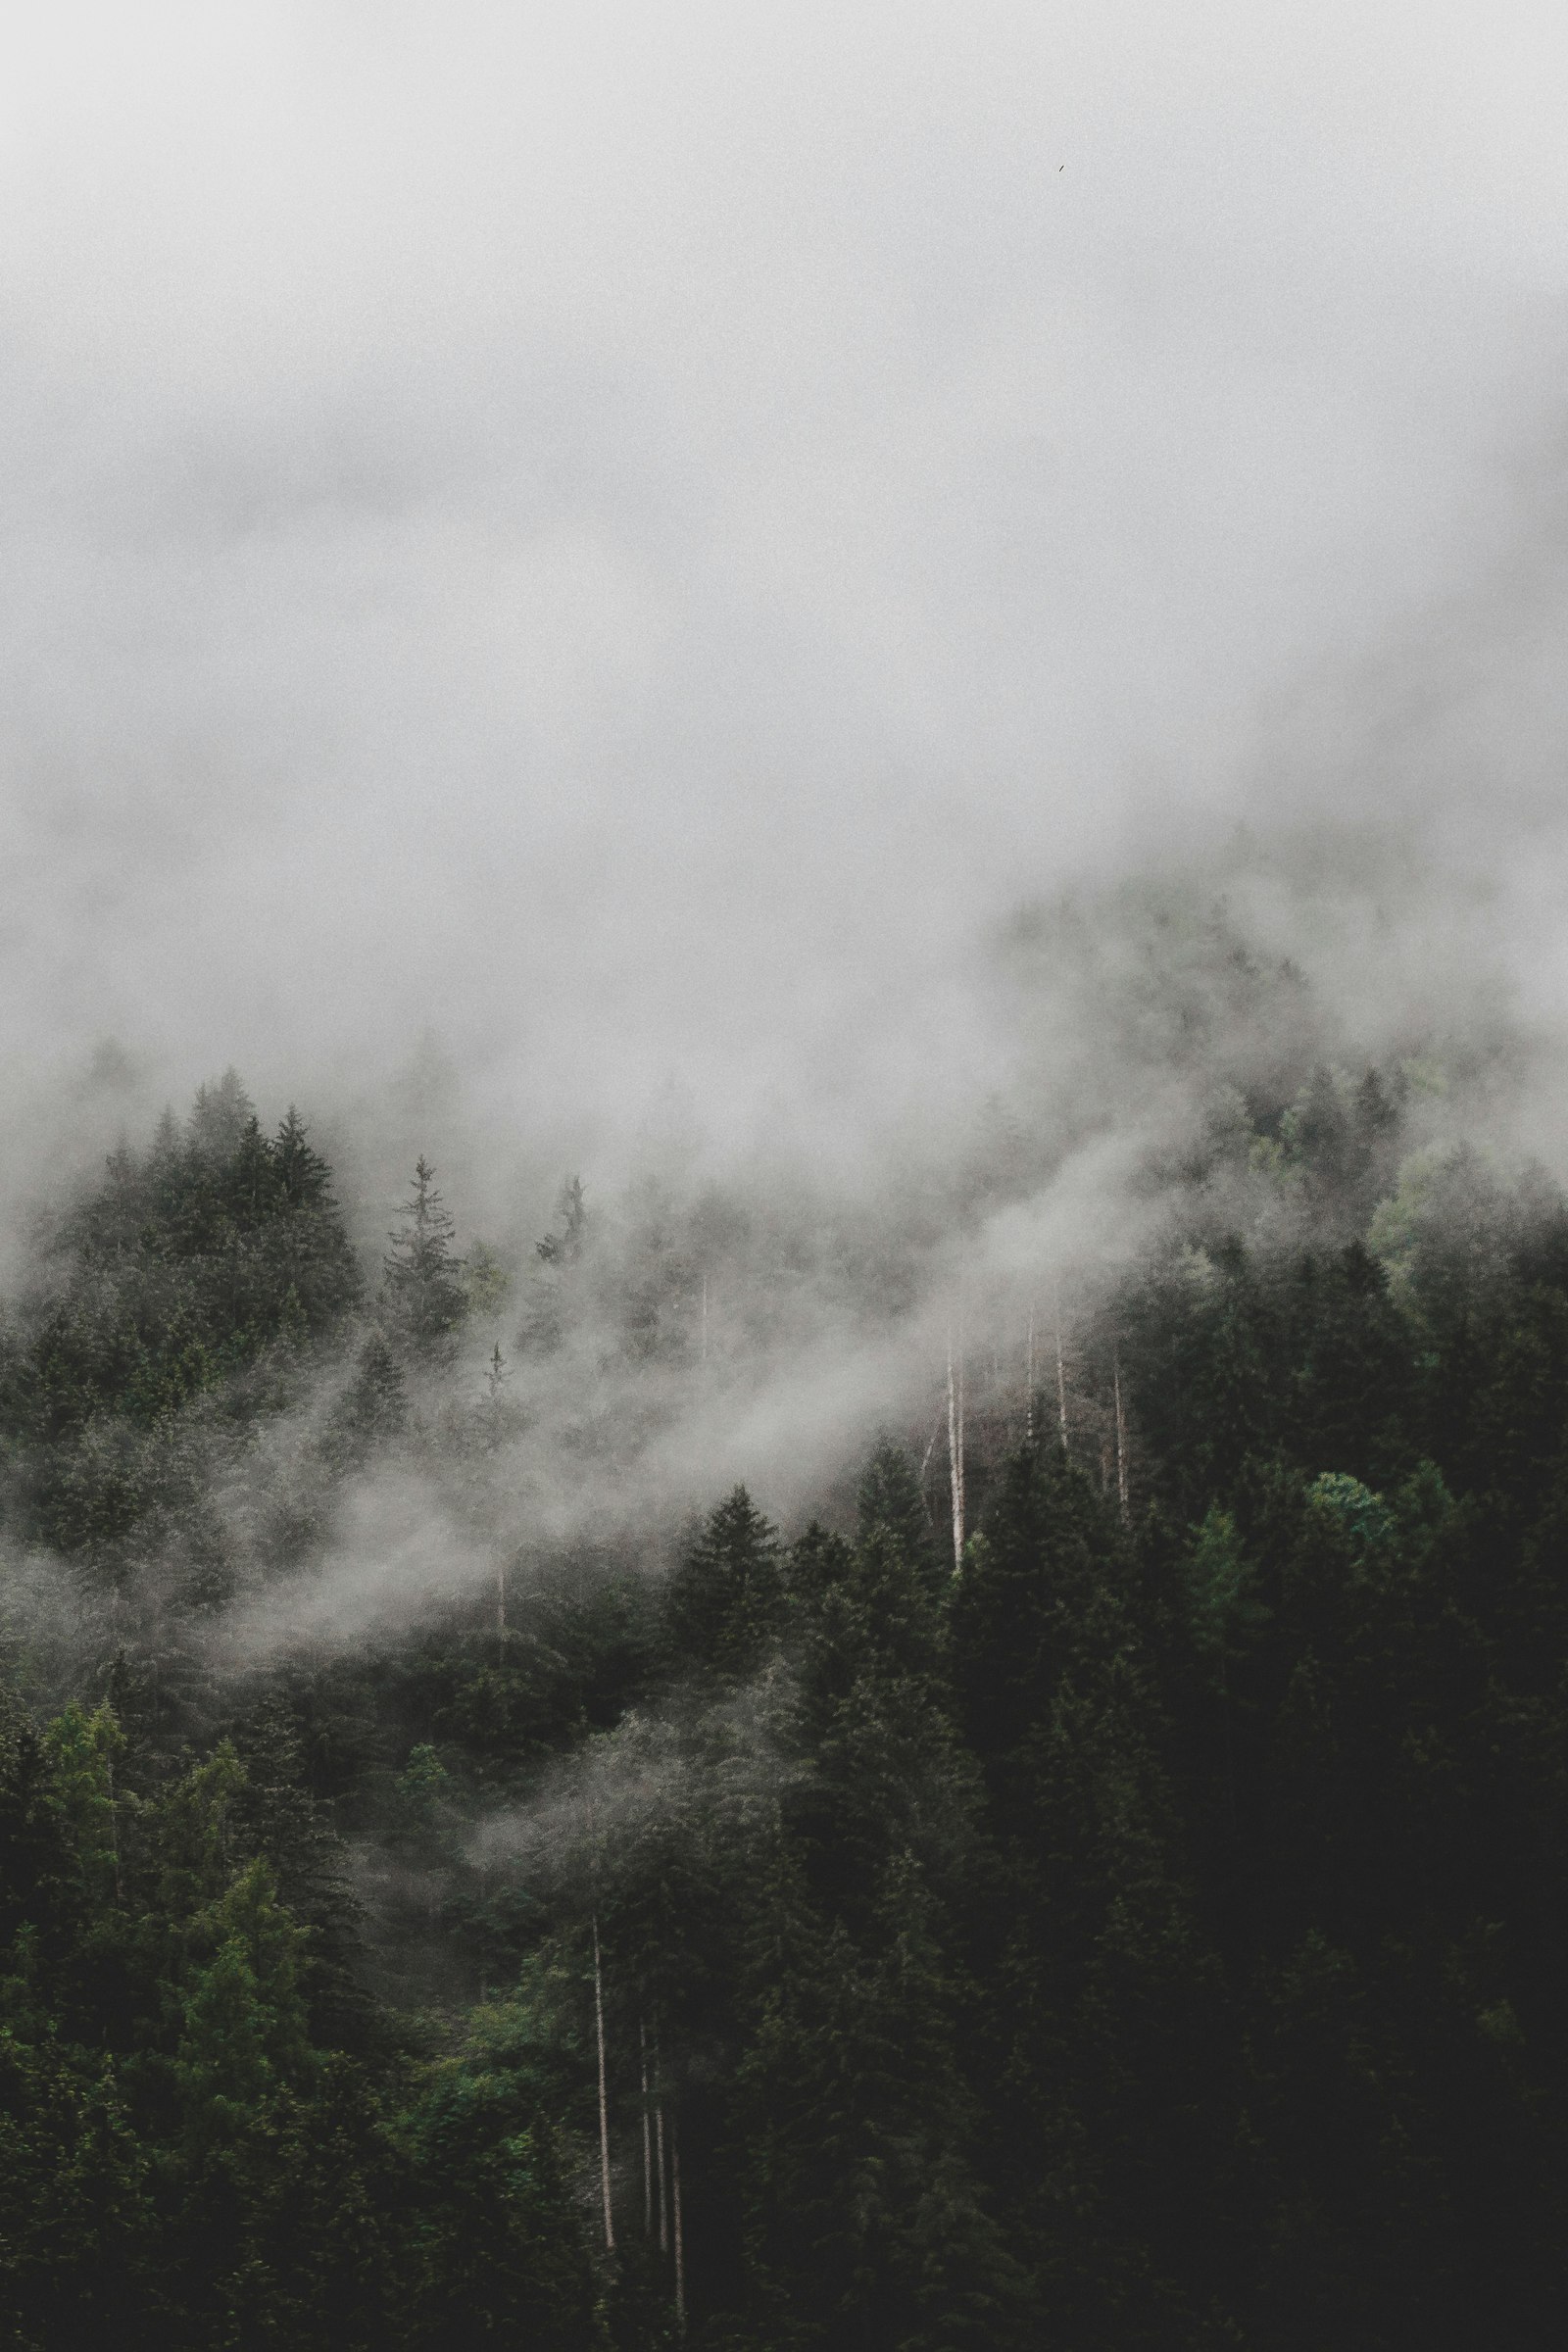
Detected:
left=4, top=2, right=1568, bottom=1657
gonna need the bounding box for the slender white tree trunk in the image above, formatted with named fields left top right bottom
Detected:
left=946, top=1322, right=966, bottom=1572
left=654, top=2025, right=668, bottom=2253
left=1113, top=1350, right=1130, bottom=1525
left=640, top=2018, right=653, bottom=2236
left=1026, top=1305, right=1036, bottom=1441
left=671, top=2107, right=687, bottom=2337
left=1054, top=1286, right=1069, bottom=1447
left=592, top=1914, right=614, bottom=2251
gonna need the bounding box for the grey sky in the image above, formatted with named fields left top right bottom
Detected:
left=4, top=2, right=1567, bottom=1183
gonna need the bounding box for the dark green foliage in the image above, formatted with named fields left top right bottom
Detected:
left=0, top=1696, right=74, bottom=1953
left=663, top=1487, right=787, bottom=1682
left=734, top=1849, right=1021, bottom=2352
left=728, top=1504, right=1016, bottom=2352
left=856, top=1433, right=944, bottom=1601
left=5, top=1083, right=361, bottom=1555
left=5, top=1072, right=1568, bottom=2348
left=950, top=1445, right=1226, bottom=2343
left=382, top=1157, right=466, bottom=1362
left=397, top=1997, right=605, bottom=2351
left=0, top=1694, right=604, bottom=2351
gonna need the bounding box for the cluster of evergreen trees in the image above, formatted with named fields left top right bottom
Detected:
left=2, top=1060, right=1566, bottom=2347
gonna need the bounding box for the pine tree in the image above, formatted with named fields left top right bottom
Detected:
left=187, top=1067, right=257, bottom=1163
left=42, top=1701, right=125, bottom=1911
left=173, top=1858, right=313, bottom=2152
left=664, top=1487, right=787, bottom=1682
left=734, top=1490, right=1015, bottom=2349
left=336, top=1332, right=409, bottom=1447
left=856, top=1435, right=943, bottom=1602
left=0, top=1690, right=75, bottom=1959
left=273, top=1106, right=334, bottom=1208
left=535, top=1176, right=588, bottom=1266
left=383, top=1158, right=467, bottom=1362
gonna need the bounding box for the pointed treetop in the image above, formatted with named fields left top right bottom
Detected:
left=187, top=1068, right=256, bottom=1161
left=537, top=1175, right=588, bottom=1264
left=273, top=1106, right=336, bottom=1207
left=857, top=1435, right=942, bottom=1596
left=383, top=1157, right=466, bottom=1359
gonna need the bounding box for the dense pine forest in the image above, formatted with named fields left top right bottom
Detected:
left=3, top=960, right=1567, bottom=2348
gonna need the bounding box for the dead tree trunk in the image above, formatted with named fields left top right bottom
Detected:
left=1113, top=1350, right=1130, bottom=1526
left=592, top=1915, right=614, bottom=2251
left=655, top=2026, right=668, bottom=2254
left=1054, top=1286, right=1069, bottom=1448
left=946, top=1322, right=966, bottom=1572
left=640, top=2017, right=653, bottom=2236
left=671, top=2105, right=687, bottom=2338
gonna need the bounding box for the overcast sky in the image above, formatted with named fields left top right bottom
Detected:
left=4, top=3, right=1568, bottom=1184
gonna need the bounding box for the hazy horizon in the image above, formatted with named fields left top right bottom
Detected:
left=6, top=4, right=1568, bottom=1229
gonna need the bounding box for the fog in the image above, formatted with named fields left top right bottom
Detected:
left=6, top=1, right=1568, bottom=1668
left=4, top=0, right=1567, bottom=1219
left=8, top=30, right=1568, bottom=2318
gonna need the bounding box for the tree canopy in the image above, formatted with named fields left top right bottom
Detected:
left=2, top=1061, right=1566, bottom=2348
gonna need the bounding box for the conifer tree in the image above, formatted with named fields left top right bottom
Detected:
left=273, top=1106, right=333, bottom=1207
left=337, top=1331, right=409, bottom=1447
left=535, top=1176, right=588, bottom=1265
left=187, top=1067, right=257, bottom=1163
left=173, top=1858, right=313, bottom=2152
left=664, top=1487, right=787, bottom=1682
left=382, top=1158, right=467, bottom=1362
left=856, top=1435, right=943, bottom=1600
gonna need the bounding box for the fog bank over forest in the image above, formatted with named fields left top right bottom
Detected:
left=6, top=4, right=1568, bottom=1634
left=10, top=16, right=1568, bottom=2350
left=4, top=0, right=1568, bottom=1956
left=6, top=2, right=1568, bottom=1229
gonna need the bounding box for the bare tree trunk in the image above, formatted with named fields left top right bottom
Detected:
left=496, top=1557, right=506, bottom=1646
left=1113, top=1350, right=1130, bottom=1526
left=701, top=1274, right=709, bottom=1363
left=946, top=1322, right=966, bottom=1572
left=640, top=2018, right=653, bottom=2236
left=654, top=2025, right=668, bottom=2254
left=592, top=1915, right=614, bottom=2251
left=1054, top=1284, right=1069, bottom=1448
left=671, top=2106, right=687, bottom=2337
left=1026, top=1305, right=1036, bottom=1441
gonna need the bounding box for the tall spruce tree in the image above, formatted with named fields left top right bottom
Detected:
left=663, top=1487, right=787, bottom=1683
left=382, top=1158, right=467, bottom=1363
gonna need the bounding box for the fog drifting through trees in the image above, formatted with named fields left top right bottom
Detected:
left=5, top=8, right=1568, bottom=2347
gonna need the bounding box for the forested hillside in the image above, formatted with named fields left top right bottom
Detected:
left=3, top=1035, right=1566, bottom=2349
